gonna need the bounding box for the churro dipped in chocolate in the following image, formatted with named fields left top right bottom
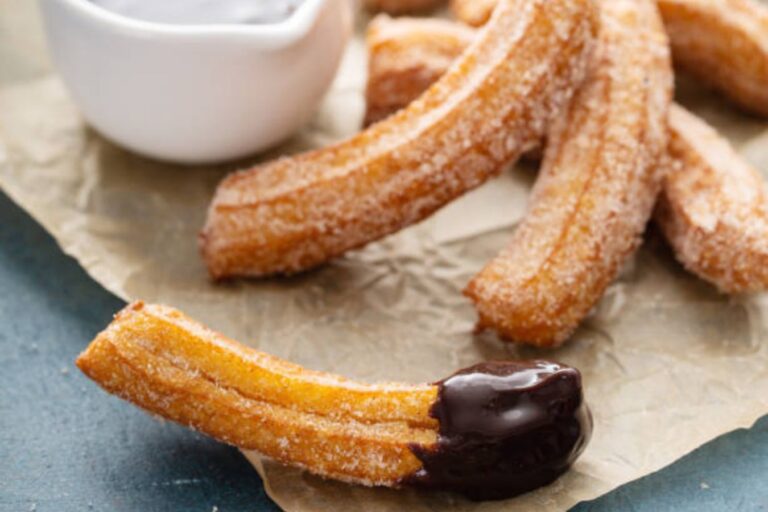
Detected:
left=77, top=302, right=591, bottom=500
left=200, top=0, right=598, bottom=279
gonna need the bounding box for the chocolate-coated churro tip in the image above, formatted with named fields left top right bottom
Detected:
left=403, top=361, right=591, bottom=500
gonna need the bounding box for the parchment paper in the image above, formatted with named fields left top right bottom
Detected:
left=2, top=1, right=768, bottom=510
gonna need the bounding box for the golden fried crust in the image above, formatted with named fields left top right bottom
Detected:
left=364, top=15, right=475, bottom=127
left=453, top=0, right=768, bottom=116
left=659, top=0, right=768, bottom=117
left=364, top=0, right=444, bottom=15
left=450, top=0, right=496, bottom=26
left=465, top=0, right=673, bottom=346
left=76, top=302, right=438, bottom=486
left=656, top=106, right=768, bottom=293
left=364, top=18, right=768, bottom=297
left=363, top=18, right=546, bottom=160
left=200, top=0, right=598, bottom=279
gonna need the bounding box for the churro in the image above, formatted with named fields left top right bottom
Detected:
left=450, top=0, right=495, bottom=27
left=451, top=0, right=768, bottom=116
left=364, top=15, right=474, bottom=127
left=659, top=0, right=768, bottom=117
left=656, top=105, right=768, bottom=293
left=77, top=302, right=592, bottom=499
left=363, top=17, right=768, bottom=296
left=466, top=0, right=673, bottom=346
left=200, top=0, right=598, bottom=279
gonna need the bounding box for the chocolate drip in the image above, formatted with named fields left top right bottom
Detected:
left=403, top=360, right=592, bottom=500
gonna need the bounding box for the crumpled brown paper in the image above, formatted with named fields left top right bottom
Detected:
left=2, top=1, right=768, bottom=510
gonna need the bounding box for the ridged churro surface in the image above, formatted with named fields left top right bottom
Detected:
left=200, top=0, right=598, bottom=279
left=76, top=302, right=438, bottom=486
left=466, top=0, right=673, bottom=346
left=656, top=106, right=768, bottom=293
left=363, top=17, right=768, bottom=297
left=452, top=0, right=768, bottom=116
left=364, top=15, right=474, bottom=127
left=659, top=0, right=768, bottom=116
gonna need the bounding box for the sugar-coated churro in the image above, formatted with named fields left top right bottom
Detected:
left=77, top=302, right=591, bottom=499
left=656, top=105, right=768, bottom=293
left=200, top=0, right=598, bottom=279
left=659, top=0, right=768, bottom=117
left=465, top=0, right=672, bottom=346
left=451, top=0, right=768, bottom=116
left=450, top=0, right=496, bottom=26
left=362, top=16, right=768, bottom=296
left=364, top=16, right=472, bottom=125
left=364, top=15, right=474, bottom=127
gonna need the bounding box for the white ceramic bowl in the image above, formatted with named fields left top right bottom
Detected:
left=38, top=0, right=352, bottom=164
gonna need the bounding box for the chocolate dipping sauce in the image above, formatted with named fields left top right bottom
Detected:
left=404, top=360, right=592, bottom=500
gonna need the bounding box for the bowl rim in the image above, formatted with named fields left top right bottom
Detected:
left=47, top=0, right=331, bottom=46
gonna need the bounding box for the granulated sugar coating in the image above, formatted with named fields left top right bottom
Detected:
left=451, top=0, right=497, bottom=26
left=656, top=105, right=768, bottom=293
left=465, top=0, right=673, bottom=347
left=363, top=15, right=476, bottom=126
left=200, top=0, right=598, bottom=279
left=659, top=0, right=768, bottom=117
left=77, top=302, right=593, bottom=497
left=76, top=302, right=439, bottom=487
left=453, top=0, right=768, bottom=114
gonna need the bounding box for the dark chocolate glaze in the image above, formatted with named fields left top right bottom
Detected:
left=402, top=360, right=592, bottom=500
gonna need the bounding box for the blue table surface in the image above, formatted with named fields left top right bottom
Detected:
left=1, top=189, right=767, bottom=511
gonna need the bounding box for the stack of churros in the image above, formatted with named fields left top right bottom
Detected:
left=77, top=0, right=768, bottom=499
left=200, top=0, right=598, bottom=279
left=450, top=0, right=768, bottom=118
left=200, top=0, right=768, bottom=346
left=364, top=0, right=768, bottom=342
